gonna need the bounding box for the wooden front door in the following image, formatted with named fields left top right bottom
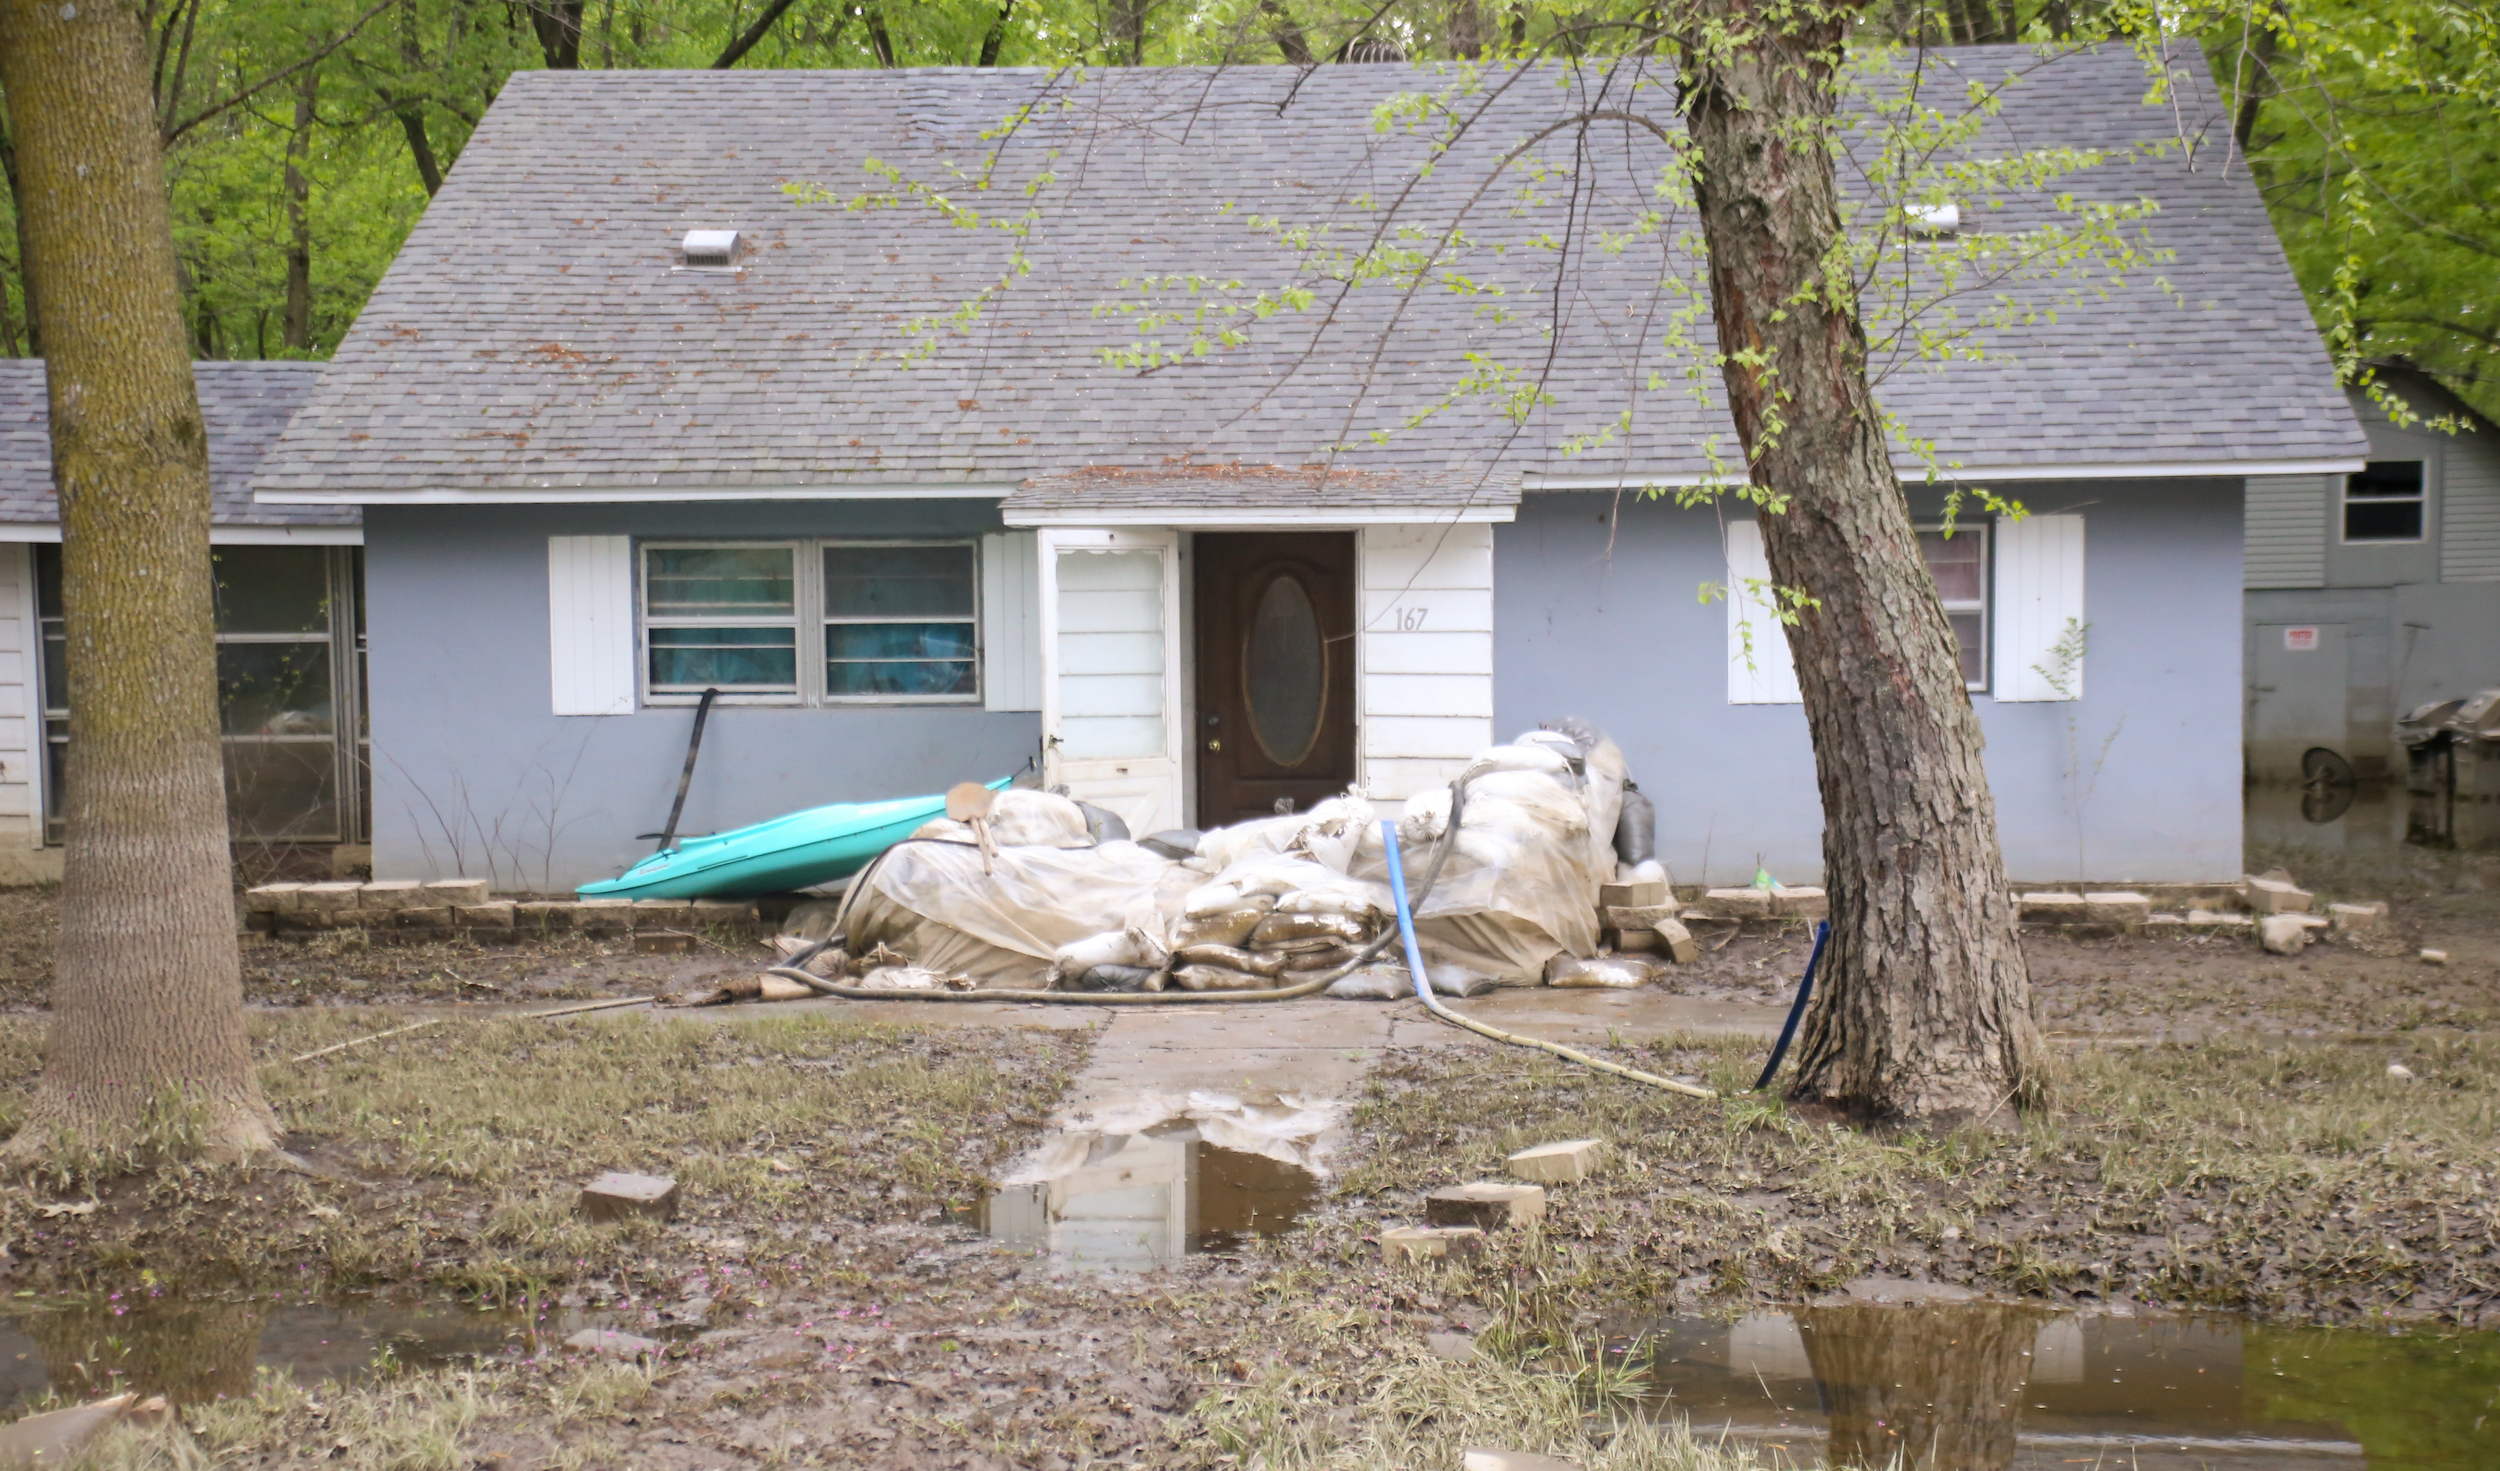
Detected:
left=1193, top=532, right=1358, bottom=825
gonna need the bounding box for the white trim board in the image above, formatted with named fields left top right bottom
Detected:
left=0, top=523, right=363, bottom=545
left=254, top=484, right=1018, bottom=506
left=1528, top=458, right=2368, bottom=490
left=1006, top=507, right=1516, bottom=528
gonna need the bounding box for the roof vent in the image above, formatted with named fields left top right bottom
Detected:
left=1905, top=202, right=1961, bottom=238
left=680, top=229, right=740, bottom=269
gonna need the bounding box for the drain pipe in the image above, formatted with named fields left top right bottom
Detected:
left=1379, top=820, right=1715, bottom=1101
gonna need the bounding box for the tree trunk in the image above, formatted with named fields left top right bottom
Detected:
left=282, top=66, right=316, bottom=353
left=391, top=0, right=443, bottom=195
left=1445, top=0, right=1485, bottom=57
left=863, top=4, right=897, bottom=66
left=1108, top=0, right=1148, bottom=65
left=975, top=0, right=1017, bottom=66
left=1262, top=0, right=1315, bottom=63
left=1675, top=1, right=2040, bottom=1123
left=1796, top=1301, right=2041, bottom=1469
left=529, top=0, right=586, bottom=68
left=0, top=0, right=278, bottom=1159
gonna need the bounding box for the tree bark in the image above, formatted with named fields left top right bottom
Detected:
left=1108, top=0, right=1148, bottom=65
left=1675, top=0, right=2040, bottom=1123
left=390, top=0, right=443, bottom=195
left=975, top=0, right=1017, bottom=66
left=1262, top=0, right=1315, bottom=64
left=0, top=0, right=278, bottom=1158
left=282, top=66, right=316, bottom=353
left=528, top=0, right=586, bottom=69
left=863, top=4, right=897, bottom=66
left=716, top=0, right=806, bottom=67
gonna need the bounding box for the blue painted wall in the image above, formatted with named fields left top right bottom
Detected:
left=364, top=501, right=1040, bottom=891
left=1493, top=484, right=2247, bottom=885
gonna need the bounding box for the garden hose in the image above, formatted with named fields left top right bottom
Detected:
left=1380, top=819, right=1716, bottom=1101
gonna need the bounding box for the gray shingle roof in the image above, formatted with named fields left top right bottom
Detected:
left=254, top=46, right=2366, bottom=502
left=1005, top=463, right=1520, bottom=521
left=2, top=361, right=350, bottom=527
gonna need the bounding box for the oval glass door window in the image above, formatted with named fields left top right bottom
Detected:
left=1245, top=573, right=1326, bottom=767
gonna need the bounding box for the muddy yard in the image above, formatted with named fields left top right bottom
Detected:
left=0, top=871, right=2494, bottom=1469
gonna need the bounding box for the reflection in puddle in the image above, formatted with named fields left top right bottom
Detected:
left=0, top=1298, right=566, bottom=1411
left=972, top=1090, right=1335, bottom=1272
left=1646, top=1300, right=2500, bottom=1469
left=2247, top=781, right=2407, bottom=858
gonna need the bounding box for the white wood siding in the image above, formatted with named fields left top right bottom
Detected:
left=547, top=535, right=637, bottom=716
left=0, top=543, right=35, bottom=843
left=2244, top=474, right=2330, bottom=589
left=981, top=530, right=1044, bottom=710
left=1359, top=524, right=1494, bottom=799
left=2443, top=440, right=2500, bottom=582
left=1993, top=513, right=2086, bottom=702
left=1053, top=548, right=1168, bottom=759
left=1724, top=520, right=1802, bottom=704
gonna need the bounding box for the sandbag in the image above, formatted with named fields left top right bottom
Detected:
left=1251, top=910, right=1368, bottom=948
left=1327, top=968, right=1409, bottom=1001
left=1614, top=782, right=1656, bottom=867
left=1279, top=941, right=1363, bottom=973
left=1173, top=964, right=1271, bottom=993
left=1546, top=954, right=1651, bottom=989
left=1071, top=963, right=1165, bottom=993
left=1050, top=925, right=1169, bottom=987
left=1428, top=964, right=1499, bottom=997
left=1174, top=905, right=1271, bottom=949
left=1172, top=943, right=1286, bottom=977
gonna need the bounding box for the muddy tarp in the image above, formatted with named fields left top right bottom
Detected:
left=843, top=728, right=1624, bottom=987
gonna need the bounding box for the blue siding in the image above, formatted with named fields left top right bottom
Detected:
left=365, top=502, right=1039, bottom=891
left=1493, top=484, right=2245, bottom=884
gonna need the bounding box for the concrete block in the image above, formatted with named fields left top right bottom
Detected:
left=579, top=1171, right=679, bottom=1223
left=1601, top=902, right=1681, bottom=931
left=573, top=898, right=636, bottom=933
left=2421, top=948, right=2449, bottom=965
left=455, top=902, right=516, bottom=930
left=241, top=910, right=278, bottom=936
left=2018, top=892, right=2088, bottom=923
left=423, top=878, right=490, bottom=907
left=1598, top=879, right=1668, bottom=909
left=297, top=880, right=365, bottom=914
left=1506, top=1138, right=1608, bottom=1184
left=632, top=898, right=695, bottom=929
left=2243, top=874, right=2314, bottom=914
left=1769, top=885, right=1827, bottom=919
left=1380, top=1225, right=1483, bottom=1262
left=2260, top=913, right=2328, bottom=955
left=1605, top=928, right=1657, bottom=954
left=2185, top=909, right=2255, bottom=929
left=1653, top=918, right=1699, bottom=964
left=359, top=880, right=426, bottom=911
left=1699, top=887, right=1773, bottom=919
left=393, top=907, right=453, bottom=932
left=634, top=930, right=696, bottom=956
left=243, top=883, right=306, bottom=914
left=516, top=901, right=574, bottom=931
left=2083, top=892, right=2151, bottom=924
left=2329, top=901, right=2388, bottom=932
left=691, top=898, right=757, bottom=927
left=1424, top=1181, right=1547, bottom=1230
left=1463, top=1451, right=1581, bottom=1471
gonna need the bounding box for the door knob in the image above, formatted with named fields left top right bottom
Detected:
left=1206, top=738, right=1222, bottom=752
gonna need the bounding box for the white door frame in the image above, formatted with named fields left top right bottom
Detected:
left=1037, top=527, right=1186, bottom=836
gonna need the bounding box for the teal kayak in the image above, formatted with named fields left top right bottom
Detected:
left=577, top=776, right=1014, bottom=900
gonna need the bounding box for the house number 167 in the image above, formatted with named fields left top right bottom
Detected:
left=1395, top=605, right=1429, bottom=631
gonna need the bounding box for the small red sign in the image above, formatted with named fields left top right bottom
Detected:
left=2284, top=626, right=2319, bottom=652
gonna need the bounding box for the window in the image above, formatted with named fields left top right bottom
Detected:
left=639, top=540, right=979, bottom=704
left=2344, top=461, right=2425, bottom=542
left=1917, top=524, right=1989, bottom=690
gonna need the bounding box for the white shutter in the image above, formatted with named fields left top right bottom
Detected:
left=1359, top=523, right=1495, bottom=799
left=547, top=535, right=636, bottom=716
left=1993, top=513, right=2086, bottom=702
left=0, top=543, right=35, bottom=842
left=981, top=530, right=1043, bottom=711
left=1725, top=520, right=1801, bottom=704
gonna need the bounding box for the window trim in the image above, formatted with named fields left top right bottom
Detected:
left=1915, top=520, right=1991, bottom=694
left=2341, top=460, right=2428, bottom=545
left=637, top=537, right=983, bottom=707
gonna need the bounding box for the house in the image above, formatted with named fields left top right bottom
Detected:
left=244, top=47, right=2369, bottom=894
left=2242, top=370, right=2500, bottom=793
left=0, top=362, right=364, bottom=884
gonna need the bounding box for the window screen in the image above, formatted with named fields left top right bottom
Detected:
left=1917, top=527, right=1988, bottom=690
left=2343, top=461, right=2425, bottom=542
left=642, top=545, right=799, bottom=692
left=822, top=544, right=978, bottom=697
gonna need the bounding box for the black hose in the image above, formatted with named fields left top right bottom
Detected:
left=1753, top=918, right=1829, bottom=1091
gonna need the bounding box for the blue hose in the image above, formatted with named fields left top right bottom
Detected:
left=1753, top=919, right=1829, bottom=1091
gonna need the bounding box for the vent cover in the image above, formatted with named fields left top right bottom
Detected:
left=680, top=229, right=740, bottom=268
left=1905, top=202, right=1961, bottom=237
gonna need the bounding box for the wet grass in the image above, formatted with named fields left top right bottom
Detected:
left=1327, top=1031, right=2500, bottom=1327
left=0, top=1009, right=1091, bottom=1300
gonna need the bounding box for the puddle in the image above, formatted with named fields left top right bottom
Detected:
left=1640, top=1301, right=2500, bottom=1469
left=2248, top=781, right=2412, bottom=858
left=0, top=1296, right=576, bottom=1410
left=967, top=1090, right=1337, bottom=1272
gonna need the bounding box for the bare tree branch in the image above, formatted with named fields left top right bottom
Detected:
left=162, top=0, right=397, bottom=147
